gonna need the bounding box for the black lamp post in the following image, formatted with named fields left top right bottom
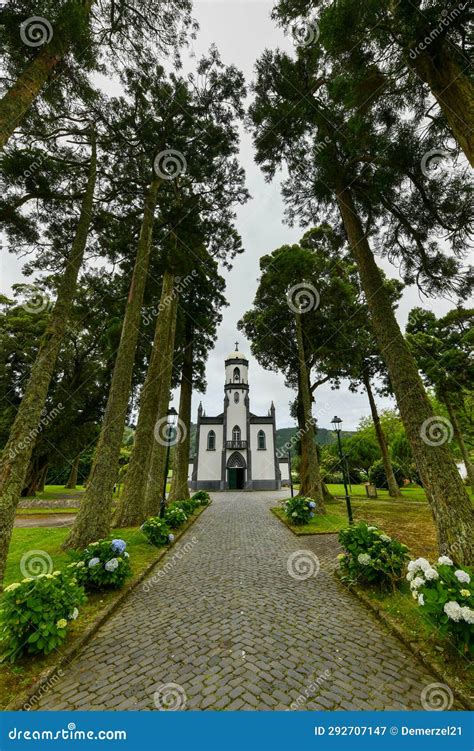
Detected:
left=159, top=407, right=178, bottom=518
left=288, top=449, right=294, bottom=498
left=331, top=415, right=353, bottom=524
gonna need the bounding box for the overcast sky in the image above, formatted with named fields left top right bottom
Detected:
left=0, top=1, right=458, bottom=431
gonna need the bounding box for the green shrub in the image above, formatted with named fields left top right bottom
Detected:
left=338, top=522, right=409, bottom=588
left=71, top=538, right=132, bottom=591
left=141, top=517, right=174, bottom=547
left=172, top=499, right=198, bottom=516
left=368, top=459, right=405, bottom=489
left=192, top=490, right=211, bottom=505
left=164, top=506, right=187, bottom=529
left=0, top=571, right=86, bottom=661
left=283, top=496, right=317, bottom=525
left=407, top=556, right=474, bottom=655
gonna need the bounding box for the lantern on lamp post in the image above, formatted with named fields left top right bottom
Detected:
left=331, top=415, right=353, bottom=524
left=159, top=407, right=178, bottom=518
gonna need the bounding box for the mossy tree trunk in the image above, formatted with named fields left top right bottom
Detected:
left=65, top=454, right=81, bottom=489
left=63, top=173, right=161, bottom=549
left=114, top=270, right=177, bottom=527
left=0, top=0, right=94, bottom=150
left=168, top=330, right=193, bottom=503
left=0, top=131, right=97, bottom=586
left=143, top=295, right=179, bottom=519
left=337, top=184, right=474, bottom=564
left=443, top=395, right=474, bottom=494
left=37, top=463, right=48, bottom=493
left=408, top=48, right=474, bottom=167
left=294, top=311, right=325, bottom=510
left=363, top=369, right=402, bottom=498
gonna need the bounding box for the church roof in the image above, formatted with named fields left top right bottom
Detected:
left=226, top=350, right=247, bottom=360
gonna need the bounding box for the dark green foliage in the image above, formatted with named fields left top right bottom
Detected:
left=338, top=522, right=410, bottom=589
left=72, top=538, right=132, bottom=590
left=283, top=496, right=317, bottom=525
left=0, top=571, right=86, bottom=661
left=369, top=459, right=405, bottom=490
left=141, top=518, right=173, bottom=548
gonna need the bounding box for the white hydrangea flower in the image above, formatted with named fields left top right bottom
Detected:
left=454, top=569, right=470, bottom=584
left=406, top=571, right=415, bottom=582
left=415, top=557, right=430, bottom=572
left=70, top=607, right=79, bottom=620
left=357, top=553, right=371, bottom=566
left=443, top=601, right=462, bottom=622
left=460, top=607, right=474, bottom=624
left=410, top=576, right=425, bottom=590
left=104, top=558, right=119, bottom=572
left=379, top=534, right=391, bottom=542
left=424, top=567, right=439, bottom=581
left=437, top=555, right=453, bottom=566
left=460, top=589, right=470, bottom=597
left=367, top=526, right=378, bottom=532
left=417, top=593, right=424, bottom=606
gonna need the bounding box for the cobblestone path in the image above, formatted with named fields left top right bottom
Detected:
left=33, top=491, right=453, bottom=710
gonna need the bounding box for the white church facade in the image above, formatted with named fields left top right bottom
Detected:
left=190, top=347, right=289, bottom=491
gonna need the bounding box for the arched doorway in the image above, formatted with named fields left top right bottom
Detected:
left=227, top=451, right=246, bottom=490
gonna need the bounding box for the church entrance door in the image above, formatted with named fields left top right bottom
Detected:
left=228, top=467, right=245, bottom=490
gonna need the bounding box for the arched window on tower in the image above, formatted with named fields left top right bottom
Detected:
left=233, top=367, right=240, bottom=383
left=207, top=430, right=216, bottom=451
left=257, top=430, right=266, bottom=450
left=232, top=425, right=241, bottom=443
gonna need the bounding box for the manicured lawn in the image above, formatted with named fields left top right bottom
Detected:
left=16, top=508, right=79, bottom=516
left=23, top=485, right=85, bottom=501
left=273, top=498, right=440, bottom=559
left=0, top=507, right=205, bottom=709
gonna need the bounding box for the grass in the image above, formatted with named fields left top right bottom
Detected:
left=273, top=498, right=440, bottom=559
left=23, top=485, right=85, bottom=501
left=0, top=507, right=205, bottom=709
left=16, top=508, right=79, bottom=516
left=344, top=578, right=473, bottom=704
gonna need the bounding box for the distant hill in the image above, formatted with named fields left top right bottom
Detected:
left=188, top=423, right=354, bottom=456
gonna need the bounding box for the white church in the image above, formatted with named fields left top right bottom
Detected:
left=190, top=347, right=289, bottom=491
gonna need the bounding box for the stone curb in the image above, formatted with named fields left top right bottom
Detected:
left=335, top=570, right=473, bottom=711
left=8, top=503, right=210, bottom=711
